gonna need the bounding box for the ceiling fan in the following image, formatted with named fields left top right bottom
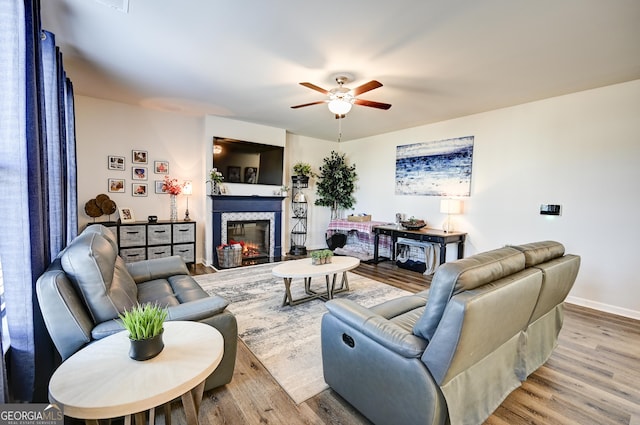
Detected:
left=291, top=76, right=392, bottom=119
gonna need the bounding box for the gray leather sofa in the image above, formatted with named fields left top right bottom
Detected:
left=321, top=241, right=580, bottom=425
left=36, top=224, right=237, bottom=391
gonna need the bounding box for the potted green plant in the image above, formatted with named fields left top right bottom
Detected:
left=292, top=162, right=314, bottom=187
left=119, top=303, right=168, bottom=361
left=315, top=151, right=357, bottom=219
left=311, top=249, right=334, bottom=265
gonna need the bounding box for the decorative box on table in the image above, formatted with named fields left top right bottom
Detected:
left=347, top=214, right=372, bottom=222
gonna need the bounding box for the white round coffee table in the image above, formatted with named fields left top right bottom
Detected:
left=49, top=321, right=223, bottom=425
left=272, top=256, right=360, bottom=306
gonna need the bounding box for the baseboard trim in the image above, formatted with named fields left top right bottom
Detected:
left=566, top=296, right=640, bottom=320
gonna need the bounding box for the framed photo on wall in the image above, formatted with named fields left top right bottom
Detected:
left=132, top=167, right=147, bottom=180
left=244, top=167, right=258, bottom=183
left=108, top=155, right=125, bottom=170
left=132, top=150, right=148, bottom=164
left=108, top=178, right=125, bottom=193
left=154, top=161, right=169, bottom=174
left=132, top=183, right=148, bottom=197
left=227, top=166, right=241, bottom=183
left=155, top=180, right=167, bottom=194
left=118, top=207, right=135, bottom=223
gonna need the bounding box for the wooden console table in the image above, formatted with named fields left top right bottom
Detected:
left=373, top=225, right=467, bottom=265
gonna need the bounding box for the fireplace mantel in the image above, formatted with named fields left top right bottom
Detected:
left=211, top=195, right=285, bottom=267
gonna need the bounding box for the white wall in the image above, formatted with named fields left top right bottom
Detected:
left=75, top=96, right=208, bottom=261
left=341, top=80, right=640, bottom=319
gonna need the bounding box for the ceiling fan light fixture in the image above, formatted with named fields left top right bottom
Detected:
left=328, top=98, right=353, bottom=115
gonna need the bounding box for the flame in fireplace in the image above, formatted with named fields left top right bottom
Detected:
left=229, top=239, right=264, bottom=258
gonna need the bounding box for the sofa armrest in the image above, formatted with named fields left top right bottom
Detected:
left=325, top=299, right=427, bottom=358
left=126, top=255, right=190, bottom=283
left=165, top=296, right=229, bottom=322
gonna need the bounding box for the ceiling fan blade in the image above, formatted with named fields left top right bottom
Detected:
left=290, top=100, right=327, bottom=109
left=351, top=80, right=383, bottom=96
left=354, top=98, right=392, bottom=110
left=299, top=82, right=329, bottom=95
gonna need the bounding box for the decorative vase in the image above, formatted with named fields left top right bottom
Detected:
left=170, top=194, right=178, bottom=222
left=129, top=329, right=164, bottom=361
left=211, top=183, right=221, bottom=196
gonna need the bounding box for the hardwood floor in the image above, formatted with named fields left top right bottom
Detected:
left=171, top=261, right=640, bottom=425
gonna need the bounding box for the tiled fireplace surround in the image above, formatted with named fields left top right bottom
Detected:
left=211, top=195, right=285, bottom=268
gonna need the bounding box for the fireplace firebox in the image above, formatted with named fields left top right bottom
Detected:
left=227, top=220, right=270, bottom=262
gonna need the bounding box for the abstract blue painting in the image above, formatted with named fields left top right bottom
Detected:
left=395, top=136, right=474, bottom=196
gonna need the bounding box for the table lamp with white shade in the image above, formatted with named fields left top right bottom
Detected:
left=183, top=181, right=192, bottom=221
left=440, top=199, right=462, bottom=233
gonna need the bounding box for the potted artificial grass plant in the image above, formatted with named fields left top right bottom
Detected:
left=311, top=249, right=334, bottom=265
left=119, top=303, right=168, bottom=361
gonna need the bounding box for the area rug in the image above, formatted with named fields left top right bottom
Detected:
left=194, top=262, right=412, bottom=404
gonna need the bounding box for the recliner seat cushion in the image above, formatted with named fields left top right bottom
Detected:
left=413, top=246, right=525, bottom=341
left=61, top=231, right=137, bottom=323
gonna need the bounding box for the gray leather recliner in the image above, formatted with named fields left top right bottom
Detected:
left=36, top=224, right=237, bottom=391
left=321, top=241, right=580, bottom=425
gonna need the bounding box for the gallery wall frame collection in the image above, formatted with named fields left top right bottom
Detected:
left=107, top=150, right=171, bottom=196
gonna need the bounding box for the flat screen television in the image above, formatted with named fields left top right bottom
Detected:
left=212, top=137, right=284, bottom=186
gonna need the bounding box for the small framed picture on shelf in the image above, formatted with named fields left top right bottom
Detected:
left=154, top=161, right=169, bottom=174
left=108, top=178, right=125, bottom=193
left=107, top=155, right=125, bottom=170
left=155, top=180, right=167, bottom=194
left=227, top=166, right=241, bottom=183
left=132, top=183, right=147, bottom=197
left=132, top=167, right=147, bottom=180
left=118, top=207, right=135, bottom=223
left=244, top=167, right=258, bottom=184
left=132, top=150, right=148, bottom=164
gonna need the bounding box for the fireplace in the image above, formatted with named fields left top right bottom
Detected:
left=227, top=219, right=270, bottom=261
left=212, top=195, right=284, bottom=268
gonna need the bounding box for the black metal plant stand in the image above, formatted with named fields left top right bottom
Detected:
left=289, top=176, right=308, bottom=256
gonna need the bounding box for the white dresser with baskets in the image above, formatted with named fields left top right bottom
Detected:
left=112, top=221, right=196, bottom=267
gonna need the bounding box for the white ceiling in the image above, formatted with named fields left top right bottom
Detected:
left=41, top=0, right=640, bottom=142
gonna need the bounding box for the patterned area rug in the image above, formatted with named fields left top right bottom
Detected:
left=194, top=261, right=412, bottom=404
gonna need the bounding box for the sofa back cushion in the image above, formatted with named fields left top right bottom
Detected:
left=526, top=254, right=580, bottom=323
left=413, top=246, right=525, bottom=341
left=511, top=240, right=565, bottom=267
left=61, top=230, right=137, bottom=323
left=82, top=224, right=119, bottom=253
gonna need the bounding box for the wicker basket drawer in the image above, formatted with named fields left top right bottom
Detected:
left=173, top=244, right=194, bottom=263
left=147, top=245, right=172, bottom=260
left=173, top=223, right=195, bottom=243
left=120, top=247, right=146, bottom=263
left=119, top=225, right=146, bottom=247
left=147, top=224, right=172, bottom=245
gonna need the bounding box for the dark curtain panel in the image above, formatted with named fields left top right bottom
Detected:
left=0, top=0, right=77, bottom=401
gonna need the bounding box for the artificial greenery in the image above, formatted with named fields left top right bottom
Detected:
left=292, top=162, right=314, bottom=177
left=311, top=249, right=333, bottom=259
left=314, top=151, right=357, bottom=217
left=119, top=303, right=168, bottom=341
